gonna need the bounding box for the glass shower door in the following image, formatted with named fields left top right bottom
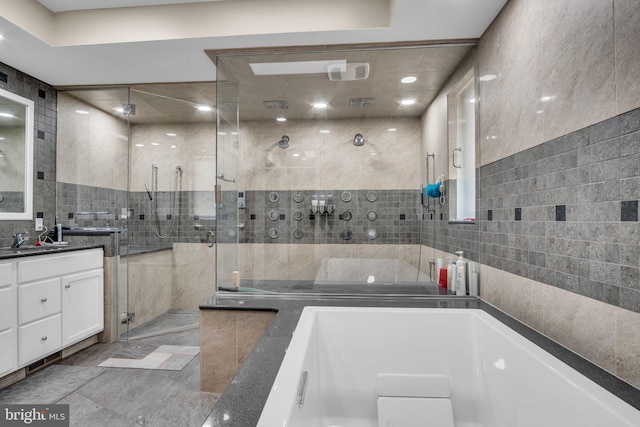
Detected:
left=123, top=86, right=217, bottom=339
left=215, top=58, right=241, bottom=291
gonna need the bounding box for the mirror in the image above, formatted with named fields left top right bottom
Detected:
left=0, top=88, right=34, bottom=220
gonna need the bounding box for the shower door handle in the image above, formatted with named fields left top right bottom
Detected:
left=453, top=147, right=464, bottom=168
left=207, top=230, right=215, bottom=247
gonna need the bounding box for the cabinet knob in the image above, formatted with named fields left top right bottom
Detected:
left=41, top=336, right=47, bottom=341
left=40, top=297, right=47, bottom=302
left=65, top=284, right=71, bottom=289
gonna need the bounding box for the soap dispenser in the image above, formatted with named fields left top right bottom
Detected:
left=455, top=251, right=467, bottom=296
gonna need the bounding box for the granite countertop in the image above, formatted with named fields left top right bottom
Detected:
left=0, top=243, right=104, bottom=260
left=200, top=294, right=640, bottom=426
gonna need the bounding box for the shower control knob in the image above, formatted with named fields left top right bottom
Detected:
left=341, top=229, right=353, bottom=240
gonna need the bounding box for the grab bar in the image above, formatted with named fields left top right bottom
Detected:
left=217, top=174, right=236, bottom=183
left=425, top=153, right=435, bottom=213
left=296, top=371, right=308, bottom=407
left=74, top=211, right=109, bottom=216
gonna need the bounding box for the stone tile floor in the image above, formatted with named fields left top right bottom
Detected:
left=0, top=311, right=220, bottom=427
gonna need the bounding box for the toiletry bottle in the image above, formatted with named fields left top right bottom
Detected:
left=455, top=251, right=467, bottom=296
left=469, top=262, right=479, bottom=296
left=438, top=268, right=447, bottom=288
left=447, top=261, right=455, bottom=292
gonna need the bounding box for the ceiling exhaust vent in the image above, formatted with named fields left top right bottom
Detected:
left=350, top=98, right=375, bottom=107
left=263, top=100, right=289, bottom=109
left=328, top=63, right=370, bottom=81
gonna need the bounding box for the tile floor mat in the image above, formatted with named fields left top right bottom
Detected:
left=0, top=365, right=106, bottom=404
left=97, top=345, right=200, bottom=370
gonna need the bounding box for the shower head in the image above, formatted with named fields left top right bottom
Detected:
left=176, top=165, right=182, bottom=172
left=353, top=133, right=365, bottom=146
left=278, top=135, right=290, bottom=149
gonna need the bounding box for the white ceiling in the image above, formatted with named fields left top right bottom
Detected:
left=0, top=0, right=508, bottom=87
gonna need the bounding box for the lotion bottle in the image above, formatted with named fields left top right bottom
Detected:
left=455, top=251, right=467, bottom=296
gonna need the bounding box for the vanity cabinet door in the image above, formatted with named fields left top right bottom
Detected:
left=0, top=262, right=17, bottom=376
left=61, top=269, right=104, bottom=347
left=0, top=328, right=16, bottom=376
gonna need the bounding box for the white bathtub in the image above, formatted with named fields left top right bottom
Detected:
left=257, top=307, right=640, bottom=427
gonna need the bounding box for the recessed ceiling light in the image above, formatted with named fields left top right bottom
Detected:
left=197, top=105, right=213, bottom=112
left=399, top=99, right=416, bottom=106
left=75, top=110, right=89, bottom=115
left=401, top=76, right=417, bottom=84
left=387, top=128, right=397, bottom=132
left=319, top=129, right=331, bottom=134
left=479, top=74, right=497, bottom=81
left=135, top=144, right=144, bottom=147
left=0, top=112, right=15, bottom=118
left=276, top=117, right=287, bottom=122
left=312, top=102, right=328, bottom=109
left=151, top=142, right=160, bottom=146
left=292, top=153, right=300, bottom=157
left=170, top=145, right=177, bottom=148
left=166, top=132, right=177, bottom=137
left=541, top=95, right=555, bottom=102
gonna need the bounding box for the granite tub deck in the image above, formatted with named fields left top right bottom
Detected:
left=199, top=295, right=640, bottom=427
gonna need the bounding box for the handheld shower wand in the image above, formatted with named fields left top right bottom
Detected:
left=144, top=184, right=154, bottom=202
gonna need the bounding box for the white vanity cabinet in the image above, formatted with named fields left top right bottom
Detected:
left=0, top=261, right=17, bottom=377
left=13, top=248, right=104, bottom=367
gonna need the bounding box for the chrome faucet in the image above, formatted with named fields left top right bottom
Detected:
left=11, top=231, right=28, bottom=249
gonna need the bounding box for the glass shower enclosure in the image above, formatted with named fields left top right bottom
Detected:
left=213, top=45, right=475, bottom=295
left=56, top=84, right=217, bottom=340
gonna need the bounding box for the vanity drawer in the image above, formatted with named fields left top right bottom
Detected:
left=19, top=314, right=61, bottom=366
left=18, top=278, right=61, bottom=325
left=17, top=249, right=103, bottom=283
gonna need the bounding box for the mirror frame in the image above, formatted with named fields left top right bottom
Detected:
left=0, top=87, right=34, bottom=220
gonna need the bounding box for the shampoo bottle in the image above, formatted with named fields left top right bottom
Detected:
left=455, top=251, right=467, bottom=296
